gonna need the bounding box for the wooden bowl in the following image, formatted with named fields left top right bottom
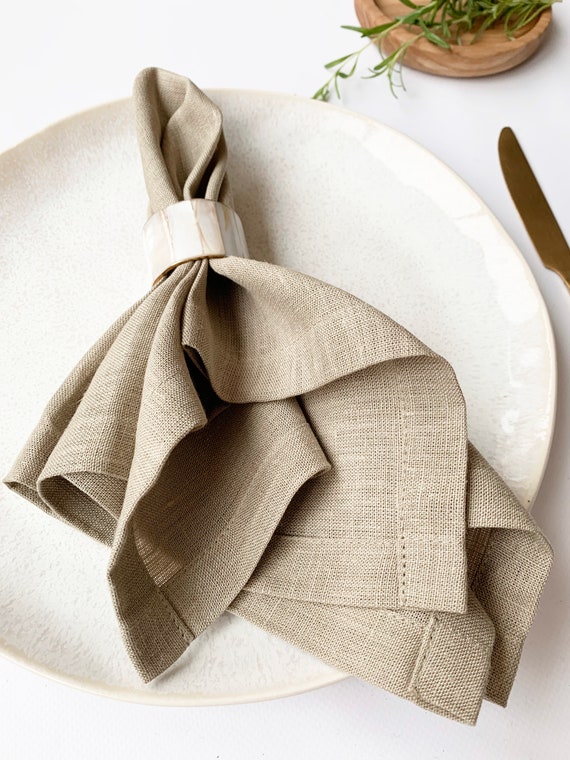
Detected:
left=354, top=0, right=553, bottom=78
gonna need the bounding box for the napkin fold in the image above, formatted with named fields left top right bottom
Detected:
left=4, top=67, right=552, bottom=725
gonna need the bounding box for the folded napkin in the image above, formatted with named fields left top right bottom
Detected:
left=4, top=67, right=552, bottom=725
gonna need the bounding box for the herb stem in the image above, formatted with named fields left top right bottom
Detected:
left=314, top=0, right=559, bottom=100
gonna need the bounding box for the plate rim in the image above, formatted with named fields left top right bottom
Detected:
left=0, top=89, right=557, bottom=705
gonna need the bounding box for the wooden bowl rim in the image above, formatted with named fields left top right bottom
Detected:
left=355, top=0, right=553, bottom=53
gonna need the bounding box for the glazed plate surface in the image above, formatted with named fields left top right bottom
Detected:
left=0, top=91, right=555, bottom=704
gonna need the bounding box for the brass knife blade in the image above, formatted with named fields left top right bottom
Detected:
left=499, top=126, right=570, bottom=291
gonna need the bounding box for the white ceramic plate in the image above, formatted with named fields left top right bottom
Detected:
left=0, top=92, right=556, bottom=705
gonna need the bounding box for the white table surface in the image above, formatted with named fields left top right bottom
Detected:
left=1, top=2, right=569, bottom=758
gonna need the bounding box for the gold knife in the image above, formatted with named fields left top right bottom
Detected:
left=499, top=126, right=570, bottom=291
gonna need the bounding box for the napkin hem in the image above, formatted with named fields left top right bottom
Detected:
left=160, top=420, right=330, bottom=637
left=471, top=527, right=553, bottom=706
left=229, top=589, right=495, bottom=725
left=243, top=533, right=467, bottom=612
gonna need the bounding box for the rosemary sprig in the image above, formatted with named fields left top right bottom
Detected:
left=314, top=0, right=559, bottom=100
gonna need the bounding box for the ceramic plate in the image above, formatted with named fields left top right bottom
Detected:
left=0, top=92, right=556, bottom=705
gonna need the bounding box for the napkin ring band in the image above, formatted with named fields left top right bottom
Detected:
left=143, top=199, right=249, bottom=285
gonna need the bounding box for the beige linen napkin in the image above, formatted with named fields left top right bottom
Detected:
left=4, top=67, right=552, bottom=725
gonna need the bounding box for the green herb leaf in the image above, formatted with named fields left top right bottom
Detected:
left=341, top=22, right=397, bottom=36
left=314, top=0, right=559, bottom=101
left=418, top=19, right=452, bottom=47
left=324, top=53, right=356, bottom=70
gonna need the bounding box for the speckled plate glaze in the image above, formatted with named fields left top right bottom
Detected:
left=0, top=92, right=556, bottom=705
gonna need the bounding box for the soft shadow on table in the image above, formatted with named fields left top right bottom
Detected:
left=520, top=282, right=570, bottom=690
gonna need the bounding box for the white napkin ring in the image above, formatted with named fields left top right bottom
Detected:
left=143, top=199, right=249, bottom=285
